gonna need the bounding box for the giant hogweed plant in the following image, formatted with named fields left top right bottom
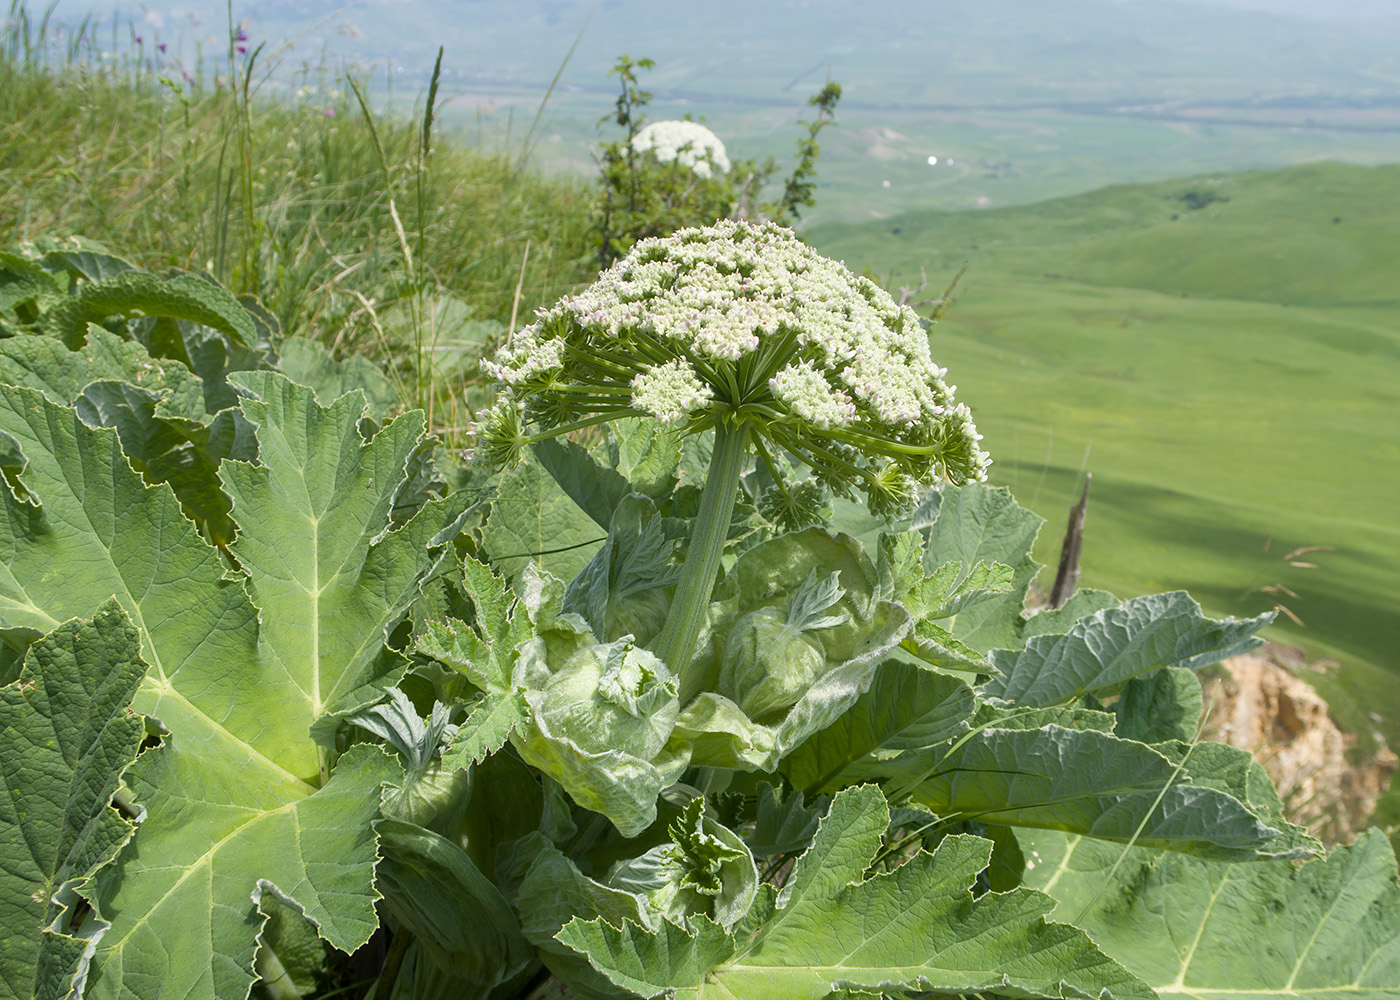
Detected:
left=595, top=56, right=842, bottom=267
left=2, top=224, right=1399, bottom=1000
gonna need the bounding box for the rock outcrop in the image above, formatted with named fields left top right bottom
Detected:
left=1201, top=644, right=1397, bottom=845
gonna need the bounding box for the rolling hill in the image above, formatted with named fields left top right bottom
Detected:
left=810, top=161, right=1400, bottom=748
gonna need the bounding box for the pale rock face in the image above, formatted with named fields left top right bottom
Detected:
left=1202, top=645, right=1397, bottom=845
left=632, top=120, right=731, bottom=178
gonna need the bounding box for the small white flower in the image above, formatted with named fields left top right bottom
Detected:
left=770, top=361, right=856, bottom=428
left=632, top=120, right=731, bottom=178
left=631, top=359, right=713, bottom=424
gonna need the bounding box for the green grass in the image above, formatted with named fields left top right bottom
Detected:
left=811, top=161, right=1400, bottom=749
left=0, top=18, right=597, bottom=439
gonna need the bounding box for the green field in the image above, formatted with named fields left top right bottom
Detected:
left=810, top=161, right=1400, bottom=746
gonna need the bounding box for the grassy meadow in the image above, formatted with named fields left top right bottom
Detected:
left=0, top=20, right=597, bottom=437
left=810, top=162, right=1400, bottom=747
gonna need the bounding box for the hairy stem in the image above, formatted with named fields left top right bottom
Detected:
left=651, top=418, right=751, bottom=698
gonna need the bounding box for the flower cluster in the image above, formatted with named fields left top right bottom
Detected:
left=631, top=121, right=731, bottom=178
left=475, top=219, right=989, bottom=509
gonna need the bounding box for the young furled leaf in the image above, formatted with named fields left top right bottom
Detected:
left=514, top=634, right=688, bottom=837
left=604, top=797, right=758, bottom=931
left=423, top=560, right=687, bottom=837
left=718, top=569, right=849, bottom=721
left=667, top=808, right=734, bottom=885
left=914, top=482, right=1043, bottom=652
left=563, top=493, right=682, bottom=647
left=673, top=530, right=911, bottom=772
left=417, top=557, right=540, bottom=770
left=347, top=688, right=472, bottom=835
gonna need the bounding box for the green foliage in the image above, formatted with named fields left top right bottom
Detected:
left=985, top=591, right=1273, bottom=706
left=774, top=82, right=843, bottom=224
left=0, top=40, right=594, bottom=449
left=594, top=55, right=843, bottom=266
left=0, top=603, right=145, bottom=1000
left=557, top=786, right=1155, bottom=1000
left=1020, top=827, right=1400, bottom=1000
left=0, top=361, right=476, bottom=996
left=2, top=221, right=1397, bottom=1000
left=41, top=270, right=255, bottom=350
left=0, top=250, right=401, bottom=545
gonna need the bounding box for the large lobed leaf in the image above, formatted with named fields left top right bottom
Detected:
left=877, top=723, right=1312, bottom=860
left=0, top=327, right=206, bottom=417
left=92, top=743, right=396, bottom=1000
left=985, top=591, right=1273, bottom=707
left=275, top=336, right=400, bottom=419
left=0, top=327, right=255, bottom=542
left=221, top=371, right=472, bottom=761
left=1019, top=828, right=1400, bottom=1000
left=780, top=657, right=975, bottom=794
left=558, top=785, right=1154, bottom=1000
left=0, top=377, right=470, bottom=998
left=41, top=270, right=254, bottom=350
left=0, top=604, right=144, bottom=1000
left=482, top=459, right=605, bottom=583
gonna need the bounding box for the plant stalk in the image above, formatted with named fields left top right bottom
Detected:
left=651, top=418, right=751, bottom=699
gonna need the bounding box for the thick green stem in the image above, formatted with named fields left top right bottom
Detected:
left=651, top=418, right=751, bottom=699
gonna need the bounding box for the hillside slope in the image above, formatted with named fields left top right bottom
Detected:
left=813, top=162, right=1400, bottom=305
left=810, top=162, right=1400, bottom=746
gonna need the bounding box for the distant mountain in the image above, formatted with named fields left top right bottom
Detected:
left=47, top=0, right=1400, bottom=107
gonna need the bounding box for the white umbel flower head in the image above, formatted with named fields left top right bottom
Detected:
left=477, top=220, right=989, bottom=503
left=632, top=120, right=731, bottom=178
left=631, top=359, right=713, bottom=424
